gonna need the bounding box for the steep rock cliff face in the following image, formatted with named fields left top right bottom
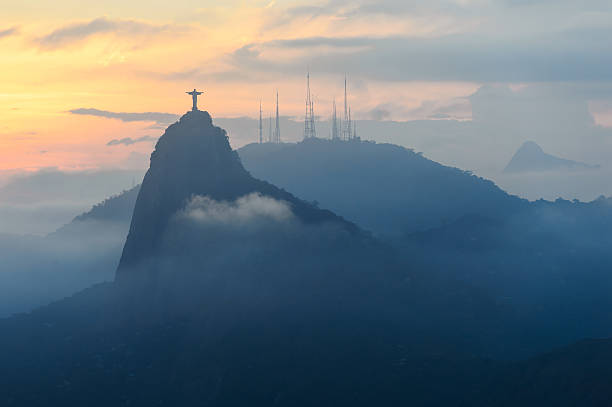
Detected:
left=116, top=110, right=358, bottom=279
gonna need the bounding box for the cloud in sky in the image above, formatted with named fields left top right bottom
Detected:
left=221, top=29, right=612, bottom=83
left=278, top=0, right=612, bottom=23
left=0, top=27, right=18, bottom=39
left=4, top=0, right=612, bottom=175
left=150, top=0, right=612, bottom=85
left=277, top=0, right=467, bottom=21
left=107, top=136, right=157, bottom=146
left=69, top=108, right=178, bottom=127
left=159, top=15, right=612, bottom=85
left=36, top=17, right=173, bottom=49
left=266, top=0, right=474, bottom=29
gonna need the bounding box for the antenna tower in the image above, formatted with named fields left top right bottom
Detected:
left=259, top=100, right=263, bottom=143
left=342, top=75, right=351, bottom=140
left=331, top=98, right=340, bottom=140
left=347, top=107, right=353, bottom=141
left=274, top=91, right=281, bottom=143
left=304, top=71, right=317, bottom=139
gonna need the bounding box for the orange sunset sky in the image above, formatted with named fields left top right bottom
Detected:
left=2, top=0, right=612, bottom=172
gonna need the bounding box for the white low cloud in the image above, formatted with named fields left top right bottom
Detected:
left=162, top=193, right=348, bottom=258
left=176, top=193, right=295, bottom=228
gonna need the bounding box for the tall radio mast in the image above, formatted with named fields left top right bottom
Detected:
left=274, top=91, right=281, bottom=143
left=258, top=100, right=263, bottom=143
left=304, top=70, right=317, bottom=139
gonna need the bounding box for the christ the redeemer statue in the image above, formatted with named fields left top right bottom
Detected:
left=186, top=89, right=203, bottom=111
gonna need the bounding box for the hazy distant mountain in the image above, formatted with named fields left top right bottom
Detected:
left=0, top=189, right=141, bottom=317
left=62, top=185, right=140, bottom=226
left=0, top=168, right=143, bottom=235
left=503, top=141, right=599, bottom=173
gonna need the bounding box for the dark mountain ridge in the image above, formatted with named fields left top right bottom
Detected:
left=117, top=110, right=360, bottom=279
left=239, top=138, right=527, bottom=236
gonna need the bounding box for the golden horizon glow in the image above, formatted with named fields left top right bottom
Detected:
left=0, top=2, right=478, bottom=171
left=2, top=1, right=610, bottom=172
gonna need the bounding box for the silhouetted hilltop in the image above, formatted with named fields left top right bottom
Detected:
left=504, top=141, right=599, bottom=173
left=239, top=138, right=526, bottom=236
left=72, top=185, right=140, bottom=223
left=117, top=111, right=358, bottom=279
left=49, top=185, right=140, bottom=239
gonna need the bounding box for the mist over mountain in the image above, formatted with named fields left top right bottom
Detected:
left=0, top=134, right=519, bottom=316
left=49, top=136, right=611, bottom=241
left=67, top=185, right=140, bottom=224
left=240, top=138, right=525, bottom=237
left=0, top=222, right=123, bottom=317
left=0, top=110, right=514, bottom=405
left=5, top=133, right=612, bottom=337
left=402, top=195, right=612, bottom=356
left=8, top=0, right=612, bottom=402
left=0, top=168, right=143, bottom=235
left=504, top=141, right=600, bottom=173
left=236, top=138, right=612, bottom=356
left=213, top=84, right=612, bottom=202
left=0, top=187, right=140, bottom=317
left=2, top=107, right=612, bottom=405
left=117, top=109, right=362, bottom=282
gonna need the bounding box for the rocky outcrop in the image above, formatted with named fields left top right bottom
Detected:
left=116, top=110, right=358, bottom=280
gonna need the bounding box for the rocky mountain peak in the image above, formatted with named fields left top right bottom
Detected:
left=116, top=110, right=357, bottom=280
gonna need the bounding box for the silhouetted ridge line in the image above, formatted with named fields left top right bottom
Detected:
left=239, top=137, right=527, bottom=236
left=116, top=109, right=359, bottom=280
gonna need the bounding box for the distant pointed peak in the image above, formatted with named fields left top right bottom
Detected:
left=517, top=140, right=544, bottom=153
left=504, top=140, right=598, bottom=173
